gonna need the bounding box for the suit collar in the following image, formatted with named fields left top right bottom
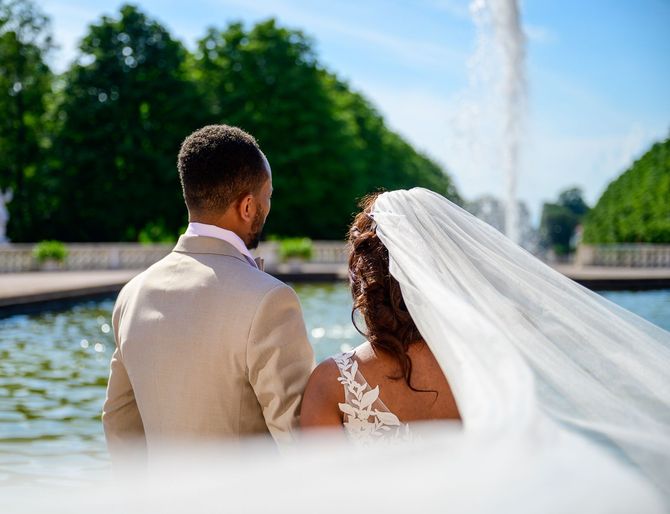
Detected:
left=173, top=234, right=249, bottom=265
left=185, top=222, right=256, bottom=263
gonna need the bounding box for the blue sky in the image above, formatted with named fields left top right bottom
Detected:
left=40, top=0, right=670, bottom=221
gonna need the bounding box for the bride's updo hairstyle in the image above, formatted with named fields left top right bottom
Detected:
left=348, top=192, right=427, bottom=392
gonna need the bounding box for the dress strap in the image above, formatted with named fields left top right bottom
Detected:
left=332, top=351, right=406, bottom=444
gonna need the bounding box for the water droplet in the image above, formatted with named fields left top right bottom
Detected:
left=101, top=323, right=111, bottom=334
left=96, top=316, right=106, bottom=325
left=311, top=327, right=325, bottom=338
left=80, top=339, right=89, bottom=348
left=94, top=343, right=104, bottom=353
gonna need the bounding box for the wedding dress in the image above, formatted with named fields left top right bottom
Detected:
left=365, top=188, right=670, bottom=500
left=334, top=350, right=412, bottom=444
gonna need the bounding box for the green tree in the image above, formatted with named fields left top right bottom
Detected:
left=47, top=4, right=204, bottom=241
left=540, top=187, right=590, bottom=255
left=324, top=74, right=460, bottom=203
left=558, top=187, right=590, bottom=217
left=6, top=10, right=461, bottom=242
left=0, top=0, right=53, bottom=241
left=583, top=138, right=670, bottom=243
left=192, top=20, right=365, bottom=238
left=192, top=19, right=460, bottom=239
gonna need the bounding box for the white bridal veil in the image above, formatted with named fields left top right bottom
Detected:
left=371, top=188, right=670, bottom=496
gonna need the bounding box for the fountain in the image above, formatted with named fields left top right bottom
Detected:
left=466, top=0, right=527, bottom=244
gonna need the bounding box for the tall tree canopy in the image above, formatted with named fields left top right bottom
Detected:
left=3, top=5, right=460, bottom=242
left=583, top=138, right=670, bottom=244
left=192, top=19, right=459, bottom=238
left=0, top=0, right=53, bottom=240
left=191, top=20, right=365, bottom=238
left=540, top=187, right=590, bottom=255
left=47, top=4, right=203, bottom=241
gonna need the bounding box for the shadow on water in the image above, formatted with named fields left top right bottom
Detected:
left=0, top=293, right=118, bottom=320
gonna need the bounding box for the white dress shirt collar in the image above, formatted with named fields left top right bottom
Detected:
left=185, top=222, right=257, bottom=268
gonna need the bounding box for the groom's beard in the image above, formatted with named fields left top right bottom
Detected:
left=247, top=208, right=266, bottom=250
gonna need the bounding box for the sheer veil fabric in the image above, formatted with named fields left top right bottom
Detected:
left=371, top=188, right=670, bottom=497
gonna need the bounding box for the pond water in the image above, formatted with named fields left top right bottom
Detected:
left=0, top=283, right=668, bottom=485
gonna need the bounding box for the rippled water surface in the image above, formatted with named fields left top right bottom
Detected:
left=0, top=284, right=668, bottom=484
left=599, top=289, right=670, bottom=331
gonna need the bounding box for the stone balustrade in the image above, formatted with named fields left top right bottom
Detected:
left=3, top=242, right=669, bottom=273
left=0, top=243, right=174, bottom=273
left=0, top=241, right=351, bottom=273
left=576, top=244, right=670, bottom=268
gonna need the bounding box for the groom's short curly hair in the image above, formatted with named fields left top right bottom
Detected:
left=178, top=125, right=268, bottom=213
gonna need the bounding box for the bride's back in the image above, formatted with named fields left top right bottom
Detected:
left=350, top=341, right=460, bottom=423
left=300, top=193, right=461, bottom=435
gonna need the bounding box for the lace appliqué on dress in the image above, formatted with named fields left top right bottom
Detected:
left=333, top=351, right=411, bottom=445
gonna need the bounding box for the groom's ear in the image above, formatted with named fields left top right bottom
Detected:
left=237, top=193, right=255, bottom=222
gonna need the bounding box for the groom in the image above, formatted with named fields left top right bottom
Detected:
left=102, top=125, right=315, bottom=461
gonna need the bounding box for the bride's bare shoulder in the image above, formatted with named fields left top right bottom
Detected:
left=299, top=356, right=343, bottom=429
left=300, top=343, right=374, bottom=429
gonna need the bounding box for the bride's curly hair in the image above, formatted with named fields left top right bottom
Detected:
left=348, top=192, right=429, bottom=393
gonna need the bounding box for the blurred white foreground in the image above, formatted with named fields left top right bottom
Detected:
left=6, top=424, right=664, bottom=514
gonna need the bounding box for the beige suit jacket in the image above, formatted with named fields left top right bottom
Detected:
left=102, top=234, right=315, bottom=461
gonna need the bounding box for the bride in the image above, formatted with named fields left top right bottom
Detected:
left=300, top=188, right=670, bottom=499
left=300, top=192, right=462, bottom=439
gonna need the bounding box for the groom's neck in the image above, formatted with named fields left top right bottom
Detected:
left=188, top=211, right=245, bottom=242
